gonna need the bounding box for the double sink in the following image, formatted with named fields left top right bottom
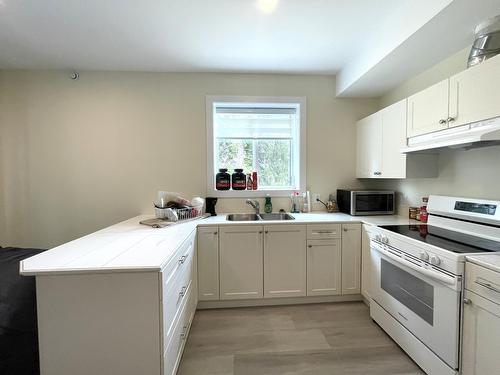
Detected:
left=226, top=213, right=295, bottom=221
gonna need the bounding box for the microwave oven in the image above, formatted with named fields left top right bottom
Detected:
left=337, top=189, right=395, bottom=216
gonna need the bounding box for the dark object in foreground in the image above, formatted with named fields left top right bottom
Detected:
left=0, top=246, right=46, bottom=375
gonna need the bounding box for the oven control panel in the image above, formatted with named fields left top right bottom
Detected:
left=369, top=228, right=463, bottom=276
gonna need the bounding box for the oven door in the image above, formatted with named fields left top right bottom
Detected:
left=370, top=241, right=461, bottom=369
left=352, top=192, right=394, bottom=215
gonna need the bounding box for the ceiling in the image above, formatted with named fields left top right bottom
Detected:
left=1, top=0, right=499, bottom=96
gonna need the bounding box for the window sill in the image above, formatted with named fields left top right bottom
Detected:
left=207, top=189, right=300, bottom=198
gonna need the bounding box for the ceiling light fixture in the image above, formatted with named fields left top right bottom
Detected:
left=256, top=0, right=279, bottom=14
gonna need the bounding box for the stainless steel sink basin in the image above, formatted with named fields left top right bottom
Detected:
left=226, top=213, right=261, bottom=221
left=225, top=213, right=295, bottom=221
left=259, top=213, right=295, bottom=221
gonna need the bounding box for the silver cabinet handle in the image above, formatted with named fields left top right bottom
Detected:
left=178, top=255, right=187, bottom=264
left=439, top=119, right=446, bottom=124
left=179, top=286, right=187, bottom=297
left=475, top=279, right=500, bottom=294
left=373, top=171, right=382, bottom=175
left=316, top=230, right=333, bottom=234
left=180, top=325, right=188, bottom=340
left=213, top=231, right=218, bottom=235
left=265, top=230, right=269, bottom=234
left=463, top=298, right=472, bottom=305
left=447, top=117, right=455, bottom=122
left=258, top=231, right=263, bottom=234
left=308, top=245, right=312, bottom=248
left=343, top=227, right=348, bottom=232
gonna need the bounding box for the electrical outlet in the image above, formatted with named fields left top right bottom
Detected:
left=314, top=193, right=321, bottom=202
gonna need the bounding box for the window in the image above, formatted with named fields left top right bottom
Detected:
left=207, top=96, right=306, bottom=197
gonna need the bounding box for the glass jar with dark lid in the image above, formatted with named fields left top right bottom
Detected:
left=232, top=169, right=246, bottom=190
left=215, top=168, right=231, bottom=190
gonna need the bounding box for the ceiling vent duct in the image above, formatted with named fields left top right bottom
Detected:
left=468, top=15, right=500, bottom=68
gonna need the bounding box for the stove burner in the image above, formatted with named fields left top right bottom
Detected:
left=380, top=225, right=500, bottom=253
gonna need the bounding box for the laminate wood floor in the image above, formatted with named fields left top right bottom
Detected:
left=177, top=302, right=425, bottom=375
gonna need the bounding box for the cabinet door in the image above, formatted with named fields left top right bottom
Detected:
left=264, top=225, right=307, bottom=298
left=407, top=79, right=449, bottom=137
left=356, top=112, right=382, bottom=178
left=197, top=226, right=219, bottom=301
left=219, top=226, right=263, bottom=300
left=341, top=224, right=361, bottom=295
left=307, top=239, right=341, bottom=296
left=462, top=290, right=500, bottom=375
left=381, top=99, right=407, bottom=178
left=449, top=55, right=500, bottom=128
left=361, top=224, right=372, bottom=300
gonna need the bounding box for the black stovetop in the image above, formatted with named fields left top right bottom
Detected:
left=380, top=225, right=500, bottom=254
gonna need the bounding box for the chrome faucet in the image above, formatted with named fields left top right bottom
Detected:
left=246, top=199, right=260, bottom=215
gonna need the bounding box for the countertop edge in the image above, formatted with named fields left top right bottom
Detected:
left=21, top=213, right=416, bottom=276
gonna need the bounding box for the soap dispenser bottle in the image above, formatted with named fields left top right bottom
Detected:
left=264, top=195, right=272, bottom=214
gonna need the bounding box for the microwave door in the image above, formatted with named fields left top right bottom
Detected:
left=353, top=193, right=394, bottom=215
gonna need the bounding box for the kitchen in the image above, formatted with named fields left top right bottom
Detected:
left=2, top=1, right=500, bottom=375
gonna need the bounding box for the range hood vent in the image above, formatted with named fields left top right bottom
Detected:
left=468, top=15, right=500, bottom=68
left=402, top=117, right=500, bottom=153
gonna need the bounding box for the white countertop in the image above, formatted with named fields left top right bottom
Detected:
left=466, top=254, right=500, bottom=273
left=20, top=213, right=416, bottom=276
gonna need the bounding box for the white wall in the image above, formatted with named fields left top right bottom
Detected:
left=374, top=47, right=500, bottom=212
left=0, top=70, right=378, bottom=248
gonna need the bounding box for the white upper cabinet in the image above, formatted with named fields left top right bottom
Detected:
left=356, top=99, right=409, bottom=178
left=264, top=225, right=307, bottom=298
left=380, top=99, right=408, bottom=178
left=356, top=112, right=382, bottom=178
left=219, top=226, right=263, bottom=300
left=407, top=79, right=449, bottom=137
left=449, top=54, right=500, bottom=128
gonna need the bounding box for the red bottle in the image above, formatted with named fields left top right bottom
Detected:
left=252, top=171, right=258, bottom=190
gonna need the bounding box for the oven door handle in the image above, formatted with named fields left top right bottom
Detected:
left=372, top=242, right=457, bottom=286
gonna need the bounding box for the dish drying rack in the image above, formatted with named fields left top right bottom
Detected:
left=154, top=205, right=204, bottom=222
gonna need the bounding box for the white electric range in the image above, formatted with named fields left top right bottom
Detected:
left=368, top=195, right=500, bottom=375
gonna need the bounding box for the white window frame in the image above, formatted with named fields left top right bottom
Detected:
left=206, top=95, right=306, bottom=197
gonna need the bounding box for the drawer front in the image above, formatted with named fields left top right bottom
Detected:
left=161, top=235, right=196, bottom=350
left=163, top=283, right=196, bottom=375
left=307, top=224, right=341, bottom=240
left=162, top=254, right=194, bottom=346
left=161, top=231, right=196, bottom=285
left=466, top=262, right=500, bottom=305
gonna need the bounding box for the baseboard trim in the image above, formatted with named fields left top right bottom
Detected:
left=197, top=294, right=363, bottom=309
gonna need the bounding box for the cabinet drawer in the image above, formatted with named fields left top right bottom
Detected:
left=163, top=282, right=196, bottom=375
left=307, top=224, right=341, bottom=240
left=162, top=255, right=194, bottom=347
left=466, top=262, right=500, bottom=305
left=161, top=237, right=195, bottom=350
left=162, top=231, right=196, bottom=282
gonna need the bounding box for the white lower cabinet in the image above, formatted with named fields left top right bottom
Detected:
left=462, top=290, right=500, bottom=375
left=361, top=224, right=373, bottom=300
left=196, top=226, right=219, bottom=301
left=307, top=239, right=341, bottom=296
left=198, top=222, right=363, bottom=303
left=462, top=262, right=500, bottom=375
left=35, top=230, right=198, bottom=375
left=219, top=225, right=264, bottom=300
left=264, top=225, right=307, bottom=298
left=341, top=224, right=361, bottom=295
